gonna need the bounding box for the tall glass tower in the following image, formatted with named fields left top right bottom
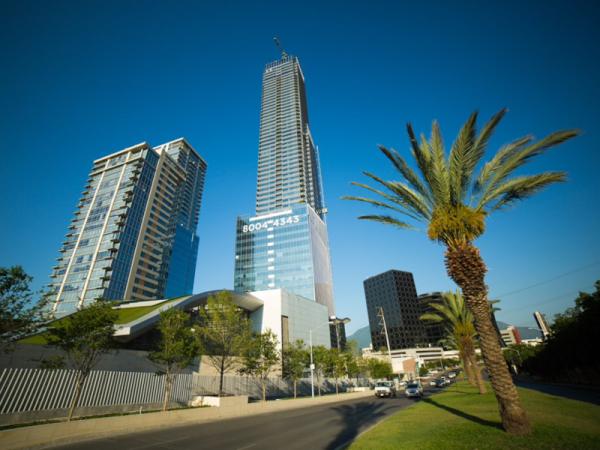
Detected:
left=256, top=55, right=326, bottom=218
left=48, top=138, right=206, bottom=317
left=235, top=53, right=335, bottom=316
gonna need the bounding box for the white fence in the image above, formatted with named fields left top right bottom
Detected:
left=0, top=368, right=192, bottom=415
left=0, top=368, right=353, bottom=420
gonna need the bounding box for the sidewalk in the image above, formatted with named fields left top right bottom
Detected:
left=0, top=391, right=373, bottom=450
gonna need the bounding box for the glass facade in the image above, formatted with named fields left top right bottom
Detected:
left=234, top=204, right=334, bottom=315
left=256, top=56, right=326, bottom=218
left=48, top=139, right=206, bottom=317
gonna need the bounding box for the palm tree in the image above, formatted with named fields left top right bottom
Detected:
left=421, top=290, right=485, bottom=394
left=344, top=109, right=578, bottom=434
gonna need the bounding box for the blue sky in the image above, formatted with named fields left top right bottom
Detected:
left=1, top=0, right=599, bottom=334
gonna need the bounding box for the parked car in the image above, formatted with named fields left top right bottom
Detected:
left=404, top=381, right=423, bottom=398
left=429, top=379, right=438, bottom=386
left=447, top=371, right=457, bottom=379
left=374, top=381, right=397, bottom=398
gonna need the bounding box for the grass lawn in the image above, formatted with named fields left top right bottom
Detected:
left=350, top=381, right=600, bottom=450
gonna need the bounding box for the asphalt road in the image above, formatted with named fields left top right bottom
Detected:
left=51, top=389, right=439, bottom=450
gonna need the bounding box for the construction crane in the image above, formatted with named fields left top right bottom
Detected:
left=273, top=36, right=288, bottom=58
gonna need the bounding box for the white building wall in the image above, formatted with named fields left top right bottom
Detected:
left=250, top=289, right=330, bottom=350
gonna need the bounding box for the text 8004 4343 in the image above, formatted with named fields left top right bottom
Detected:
left=242, top=215, right=300, bottom=233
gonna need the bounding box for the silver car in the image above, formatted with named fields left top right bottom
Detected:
left=405, top=381, right=423, bottom=398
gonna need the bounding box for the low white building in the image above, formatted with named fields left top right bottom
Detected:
left=113, top=288, right=332, bottom=351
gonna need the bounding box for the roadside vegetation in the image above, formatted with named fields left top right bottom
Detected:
left=504, top=281, right=600, bottom=385
left=350, top=381, right=600, bottom=450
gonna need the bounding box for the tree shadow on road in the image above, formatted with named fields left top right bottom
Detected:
left=422, top=398, right=502, bottom=430
left=325, top=401, right=392, bottom=450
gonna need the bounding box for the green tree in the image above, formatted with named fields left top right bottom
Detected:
left=327, top=348, right=347, bottom=395
left=282, top=339, right=308, bottom=398
left=1, top=266, right=49, bottom=351
left=524, top=282, right=600, bottom=383
left=420, top=290, right=486, bottom=394
left=504, top=343, right=539, bottom=373
left=239, top=330, right=280, bottom=402
left=149, top=308, right=198, bottom=411
left=194, top=291, right=251, bottom=396
left=345, top=109, right=578, bottom=434
left=312, top=345, right=330, bottom=396
left=367, top=358, right=393, bottom=379
left=343, top=349, right=360, bottom=384
left=46, top=300, right=117, bottom=420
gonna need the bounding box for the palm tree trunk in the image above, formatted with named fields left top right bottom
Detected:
left=468, top=350, right=487, bottom=394
left=459, top=348, right=476, bottom=386
left=446, top=243, right=530, bottom=435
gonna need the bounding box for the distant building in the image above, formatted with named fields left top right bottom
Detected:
left=418, top=292, right=447, bottom=346
left=330, top=316, right=349, bottom=350
left=362, top=346, right=463, bottom=378
left=500, top=325, right=522, bottom=346
left=48, top=139, right=206, bottom=317
left=363, top=270, right=428, bottom=350
left=534, top=311, right=551, bottom=339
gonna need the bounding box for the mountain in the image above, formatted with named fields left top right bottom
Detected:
left=496, top=321, right=542, bottom=340
left=347, top=326, right=372, bottom=349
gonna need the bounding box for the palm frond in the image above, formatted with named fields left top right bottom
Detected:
left=485, top=172, right=567, bottom=211
left=341, top=195, right=421, bottom=221
left=363, top=172, right=433, bottom=219
left=377, top=145, right=433, bottom=206
left=449, top=111, right=478, bottom=204
left=473, top=136, right=533, bottom=196
left=420, top=312, right=444, bottom=323
left=347, top=182, right=423, bottom=220
left=476, top=129, right=579, bottom=209
left=429, top=122, right=451, bottom=205
left=357, top=215, right=415, bottom=230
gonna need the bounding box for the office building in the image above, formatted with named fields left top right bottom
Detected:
left=255, top=55, right=326, bottom=218
left=234, top=52, right=335, bottom=319
left=48, top=138, right=206, bottom=317
left=501, top=325, right=522, bottom=346
left=418, top=292, right=447, bottom=346
left=364, top=270, right=428, bottom=350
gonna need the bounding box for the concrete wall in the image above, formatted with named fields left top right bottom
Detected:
left=0, top=344, right=189, bottom=373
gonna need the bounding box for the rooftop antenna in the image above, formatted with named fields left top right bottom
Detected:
left=273, top=36, right=288, bottom=59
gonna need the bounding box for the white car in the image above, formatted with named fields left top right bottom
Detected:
left=405, top=381, right=423, bottom=398
left=374, top=381, right=397, bottom=398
